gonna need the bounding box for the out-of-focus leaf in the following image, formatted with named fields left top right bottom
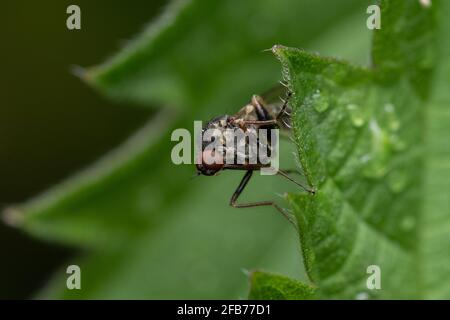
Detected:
left=5, top=0, right=371, bottom=299
left=85, top=0, right=369, bottom=111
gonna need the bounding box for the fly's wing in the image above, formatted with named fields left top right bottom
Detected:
left=259, top=83, right=286, bottom=108
left=232, top=84, right=292, bottom=130
left=232, top=104, right=259, bottom=121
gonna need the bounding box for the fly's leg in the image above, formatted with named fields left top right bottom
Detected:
left=277, top=169, right=315, bottom=194
left=252, top=95, right=272, bottom=121
left=240, top=91, right=292, bottom=126
left=276, top=90, right=292, bottom=121
left=276, top=91, right=293, bottom=129
left=279, top=169, right=305, bottom=176
left=229, top=170, right=297, bottom=226
left=238, top=95, right=278, bottom=126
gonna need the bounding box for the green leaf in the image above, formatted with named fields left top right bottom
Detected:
left=422, top=0, right=450, bottom=299
left=258, top=0, right=449, bottom=299
left=248, top=271, right=315, bottom=300
left=4, top=0, right=372, bottom=299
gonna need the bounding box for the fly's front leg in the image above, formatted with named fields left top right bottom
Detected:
left=276, top=91, right=292, bottom=121
left=276, top=91, right=293, bottom=129
left=229, top=170, right=296, bottom=226
left=240, top=92, right=292, bottom=126
left=251, top=95, right=272, bottom=121
left=239, top=95, right=278, bottom=126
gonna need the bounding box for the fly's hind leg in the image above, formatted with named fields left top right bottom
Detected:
left=277, top=169, right=316, bottom=195
left=229, top=170, right=296, bottom=226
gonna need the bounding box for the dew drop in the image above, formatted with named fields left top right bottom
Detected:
left=347, top=103, right=366, bottom=127
left=364, top=162, right=388, bottom=179
left=363, top=119, right=390, bottom=178
left=312, top=90, right=329, bottom=113
left=391, top=134, right=406, bottom=151
left=384, top=103, right=400, bottom=131
left=401, top=216, right=416, bottom=231
left=384, top=103, right=394, bottom=113
left=360, top=154, right=371, bottom=164
left=419, top=45, right=435, bottom=69
left=388, top=170, right=408, bottom=193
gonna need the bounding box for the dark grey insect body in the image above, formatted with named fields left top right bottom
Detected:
left=195, top=85, right=314, bottom=224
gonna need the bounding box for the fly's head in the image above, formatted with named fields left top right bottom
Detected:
left=196, top=115, right=230, bottom=176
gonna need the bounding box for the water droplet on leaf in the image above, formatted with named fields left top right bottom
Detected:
left=401, top=216, right=416, bottom=231
left=363, top=119, right=390, bottom=178
left=391, top=134, right=406, bottom=151
left=347, top=103, right=366, bottom=127
left=384, top=103, right=400, bottom=131
left=388, top=170, right=408, bottom=193
left=312, top=90, right=329, bottom=113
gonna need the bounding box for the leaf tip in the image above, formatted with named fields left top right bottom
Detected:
left=70, top=64, right=85, bottom=77
left=2, top=206, right=24, bottom=228
left=70, top=65, right=99, bottom=86
left=241, top=268, right=251, bottom=277
left=247, top=269, right=261, bottom=285
left=270, top=44, right=287, bottom=56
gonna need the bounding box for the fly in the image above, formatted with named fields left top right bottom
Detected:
left=195, top=83, right=315, bottom=224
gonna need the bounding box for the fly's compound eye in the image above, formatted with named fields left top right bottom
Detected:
left=196, top=149, right=224, bottom=176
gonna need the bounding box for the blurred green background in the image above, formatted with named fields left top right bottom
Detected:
left=0, top=0, right=165, bottom=298
left=1, top=0, right=375, bottom=299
